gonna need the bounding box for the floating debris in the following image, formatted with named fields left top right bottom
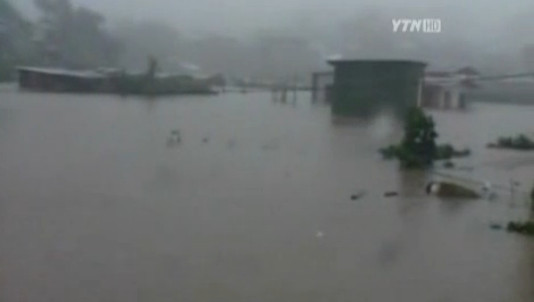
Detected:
left=490, top=223, right=503, bottom=230
left=384, top=191, right=399, bottom=198
left=202, top=137, right=209, bottom=143
left=425, top=181, right=481, bottom=199
left=167, top=129, right=182, bottom=147
left=351, top=191, right=366, bottom=201
left=316, top=231, right=325, bottom=239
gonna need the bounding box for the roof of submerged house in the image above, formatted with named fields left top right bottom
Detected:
left=424, top=69, right=479, bottom=88
left=327, top=59, right=427, bottom=67
left=17, top=67, right=105, bottom=79
left=425, top=71, right=453, bottom=77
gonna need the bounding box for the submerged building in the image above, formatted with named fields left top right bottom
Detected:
left=421, top=68, right=479, bottom=109
left=16, top=66, right=219, bottom=95
left=327, top=60, right=427, bottom=117
left=310, top=62, right=481, bottom=113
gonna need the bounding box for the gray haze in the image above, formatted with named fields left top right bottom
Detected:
left=9, top=0, right=534, bottom=77
left=13, top=0, right=532, bottom=35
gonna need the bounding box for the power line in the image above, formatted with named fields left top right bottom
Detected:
left=477, top=73, right=534, bottom=81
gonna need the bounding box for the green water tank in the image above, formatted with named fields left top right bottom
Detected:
left=328, top=60, right=427, bottom=117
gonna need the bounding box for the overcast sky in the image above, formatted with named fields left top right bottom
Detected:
left=9, top=0, right=534, bottom=73
left=12, top=0, right=534, bottom=37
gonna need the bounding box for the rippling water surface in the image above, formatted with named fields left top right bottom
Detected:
left=0, top=86, right=533, bottom=302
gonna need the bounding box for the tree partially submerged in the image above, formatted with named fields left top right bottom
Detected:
left=380, top=107, right=470, bottom=169
left=507, top=221, right=534, bottom=236
left=487, top=134, right=534, bottom=151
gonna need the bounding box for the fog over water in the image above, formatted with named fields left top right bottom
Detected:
left=9, top=0, right=534, bottom=75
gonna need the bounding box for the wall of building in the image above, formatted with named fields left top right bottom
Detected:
left=329, top=60, right=426, bottom=117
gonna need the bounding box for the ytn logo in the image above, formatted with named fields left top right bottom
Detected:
left=392, top=19, right=441, bottom=33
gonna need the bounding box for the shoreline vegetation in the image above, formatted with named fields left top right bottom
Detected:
left=379, top=107, right=471, bottom=169
left=507, top=221, right=534, bottom=236
left=487, top=134, right=534, bottom=151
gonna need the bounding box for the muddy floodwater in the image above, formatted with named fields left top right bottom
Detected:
left=0, top=85, right=533, bottom=302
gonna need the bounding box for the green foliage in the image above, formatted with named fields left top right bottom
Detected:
left=379, top=107, right=437, bottom=168
left=379, top=145, right=401, bottom=160
left=489, top=134, right=534, bottom=150
left=398, top=107, right=438, bottom=167
left=507, top=221, right=534, bottom=236
left=379, top=107, right=470, bottom=169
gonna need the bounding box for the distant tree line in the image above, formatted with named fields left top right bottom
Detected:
left=0, top=0, right=35, bottom=81
left=0, top=0, right=326, bottom=83
left=4, top=1, right=530, bottom=84
left=0, top=0, right=120, bottom=81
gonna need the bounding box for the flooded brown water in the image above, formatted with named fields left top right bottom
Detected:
left=0, top=85, right=533, bottom=302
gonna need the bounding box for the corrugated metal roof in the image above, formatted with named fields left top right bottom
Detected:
left=328, top=59, right=427, bottom=66
left=17, top=67, right=105, bottom=79
left=425, top=71, right=453, bottom=77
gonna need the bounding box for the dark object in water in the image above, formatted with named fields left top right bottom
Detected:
left=425, top=181, right=481, bottom=199
left=490, top=223, right=503, bottom=230
left=327, top=60, right=426, bottom=117
left=378, top=107, right=438, bottom=169
left=435, top=144, right=471, bottom=160
left=17, top=66, right=218, bottom=95
left=378, top=107, right=470, bottom=169
left=167, top=130, right=182, bottom=147
left=202, top=137, right=209, bottom=143
left=487, top=134, right=534, bottom=151
left=384, top=192, right=399, bottom=198
left=507, top=221, right=534, bottom=236
left=351, top=192, right=366, bottom=200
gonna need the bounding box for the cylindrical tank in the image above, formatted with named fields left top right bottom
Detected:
left=328, top=60, right=427, bottom=117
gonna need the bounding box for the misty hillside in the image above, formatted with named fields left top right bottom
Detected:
left=3, top=0, right=534, bottom=81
